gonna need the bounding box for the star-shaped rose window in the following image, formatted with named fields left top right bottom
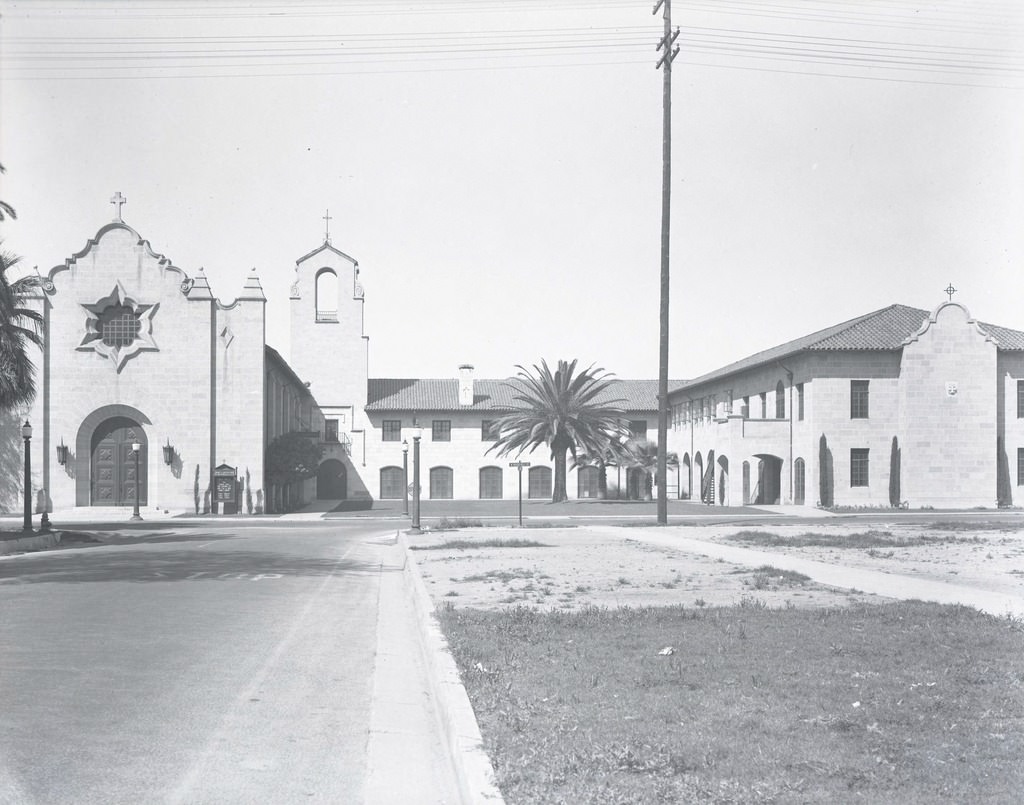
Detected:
left=78, top=282, right=160, bottom=371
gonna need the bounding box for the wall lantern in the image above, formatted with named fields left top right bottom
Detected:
left=56, top=439, right=69, bottom=465
left=162, top=440, right=175, bottom=466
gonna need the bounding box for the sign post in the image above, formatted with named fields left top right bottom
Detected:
left=508, top=461, right=531, bottom=528
left=214, top=464, right=238, bottom=515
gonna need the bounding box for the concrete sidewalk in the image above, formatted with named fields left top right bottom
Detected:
left=363, top=532, right=467, bottom=804
left=599, top=526, right=1024, bottom=619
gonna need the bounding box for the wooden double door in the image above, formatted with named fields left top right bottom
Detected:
left=91, top=417, right=147, bottom=506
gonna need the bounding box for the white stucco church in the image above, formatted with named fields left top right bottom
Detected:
left=4, top=195, right=1024, bottom=516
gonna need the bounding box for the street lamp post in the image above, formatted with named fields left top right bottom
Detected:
left=130, top=442, right=143, bottom=521
left=21, top=421, right=32, bottom=533
left=402, top=439, right=409, bottom=517
left=410, top=428, right=422, bottom=534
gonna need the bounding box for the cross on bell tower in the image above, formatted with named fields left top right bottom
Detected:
left=110, top=191, right=127, bottom=222
left=323, top=209, right=332, bottom=244
left=944, top=283, right=957, bottom=301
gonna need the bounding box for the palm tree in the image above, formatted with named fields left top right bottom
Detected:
left=622, top=438, right=678, bottom=502
left=0, top=164, right=15, bottom=222
left=487, top=359, right=628, bottom=502
left=572, top=437, right=632, bottom=500
left=0, top=247, right=44, bottom=411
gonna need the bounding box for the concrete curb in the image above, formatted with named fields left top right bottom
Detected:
left=0, top=531, right=61, bottom=555
left=397, top=531, right=506, bottom=805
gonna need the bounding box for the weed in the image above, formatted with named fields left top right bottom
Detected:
left=410, top=538, right=551, bottom=550
left=456, top=568, right=537, bottom=584
left=436, top=517, right=485, bottom=530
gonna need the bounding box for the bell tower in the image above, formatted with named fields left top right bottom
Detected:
left=288, top=229, right=369, bottom=427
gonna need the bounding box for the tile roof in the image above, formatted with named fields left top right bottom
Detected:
left=365, top=378, right=687, bottom=413
left=678, top=303, right=1024, bottom=390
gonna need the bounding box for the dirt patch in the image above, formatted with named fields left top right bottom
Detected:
left=705, top=522, right=1024, bottom=598
left=407, top=526, right=889, bottom=610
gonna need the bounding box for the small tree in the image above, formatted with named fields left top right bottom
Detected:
left=245, top=468, right=254, bottom=514
left=266, top=432, right=323, bottom=488
left=888, top=436, right=901, bottom=507
left=818, top=434, right=834, bottom=508
left=997, top=437, right=1012, bottom=507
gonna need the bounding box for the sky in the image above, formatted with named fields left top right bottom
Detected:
left=2, top=0, right=1023, bottom=384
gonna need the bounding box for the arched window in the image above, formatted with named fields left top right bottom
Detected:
left=380, top=466, right=404, bottom=499
left=315, top=268, right=338, bottom=322
left=794, top=458, right=806, bottom=505
left=430, top=466, right=453, bottom=499
left=577, top=466, right=599, bottom=499
left=775, top=380, right=785, bottom=419
left=528, top=466, right=552, bottom=499
left=479, top=466, right=503, bottom=499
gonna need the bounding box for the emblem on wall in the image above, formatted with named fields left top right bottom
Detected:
left=945, top=381, right=958, bottom=397
left=77, top=281, right=160, bottom=371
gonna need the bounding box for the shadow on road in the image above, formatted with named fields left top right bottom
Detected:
left=0, top=545, right=383, bottom=585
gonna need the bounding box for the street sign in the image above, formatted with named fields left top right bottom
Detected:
left=509, top=462, right=531, bottom=527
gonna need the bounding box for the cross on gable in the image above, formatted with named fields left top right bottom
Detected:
left=110, top=192, right=127, bottom=222
left=944, top=283, right=957, bottom=301
left=323, top=209, right=332, bottom=244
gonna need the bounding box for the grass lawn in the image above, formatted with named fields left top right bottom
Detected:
left=438, top=601, right=1024, bottom=804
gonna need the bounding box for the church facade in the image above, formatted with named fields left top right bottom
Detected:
left=5, top=201, right=1024, bottom=516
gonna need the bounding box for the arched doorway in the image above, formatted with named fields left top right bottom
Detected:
left=91, top=416, right=147, bottom=506
left=626, top=468, right=645, bottom=500
left=379, top=466, right=403, bottom=499
left=794, top=458, right=806, bottom=505
left=317, top=459, right=347, bottom=499
left=681, top=453, right=691, bottom=499
left=577, top=466, right=599, bottom=499
left=430, top=466, right=454, bottom=499
left=753, top=454, right=783, bottom=505
left=717, top=455, right=729, bottom=506
left=528, top=466, right=552, bottom=499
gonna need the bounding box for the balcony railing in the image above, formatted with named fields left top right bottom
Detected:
left=316, top=310, right=338, bottom=322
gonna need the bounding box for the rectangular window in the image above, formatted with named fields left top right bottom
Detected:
left=1018, top=448, right=1024, bottom=486
left=629, top=419, right=648, bottom=440
left=481, top=420, right=500, bottom=441
left=851, top=380, right=870, bottom=419
left=1018, top=380, right=1024, bottom=418
left=850, top=448, right=870, bottom=487
left=382, top=420, right=402, bottom=442
left=797, top=384, right=805, bottom=421
left=325, top=419, right=339, bottom=442
left=432, top=420, right=451, bottom=442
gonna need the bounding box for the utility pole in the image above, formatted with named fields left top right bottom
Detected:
left=654, top=0, right=679, bottom=525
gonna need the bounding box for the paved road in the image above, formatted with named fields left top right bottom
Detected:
left=0, top=522, right=455, bottom=804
